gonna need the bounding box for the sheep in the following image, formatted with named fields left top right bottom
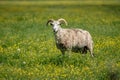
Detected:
left=47, top=18, right=94, bottom=57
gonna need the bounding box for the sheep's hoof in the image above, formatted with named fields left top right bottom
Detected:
left=91, top=54, right=94, bottom=57
left=82, top=54, right=86, bottom=57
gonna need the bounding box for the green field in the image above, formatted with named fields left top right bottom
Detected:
left=0, top=1, right=120, bottom=80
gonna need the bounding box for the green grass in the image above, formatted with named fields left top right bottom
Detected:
left=0, top=1, right=120, bottom=80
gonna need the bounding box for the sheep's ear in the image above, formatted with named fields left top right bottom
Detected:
left=58, top=18, right=68, bottom=26
left=46, top=19, right=54, bottom=26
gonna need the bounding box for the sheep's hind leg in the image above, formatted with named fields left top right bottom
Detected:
left=82, top=46, right=87, bottom=54
left=81, top=47, right=87, bottom=56
left=88, top=46, right=94, bottom=57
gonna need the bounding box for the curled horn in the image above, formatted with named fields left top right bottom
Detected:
left=58, top=18, right=68, bottom=26
left=46, top=19, right=54, bottom=26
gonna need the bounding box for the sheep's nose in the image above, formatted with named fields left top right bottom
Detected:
left=53, top=29, right=56, bottom=33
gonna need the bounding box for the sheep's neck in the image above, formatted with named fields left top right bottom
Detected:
left=53, top=26, right=62, bottom=33
left=54, top=27, right=62, bottom=41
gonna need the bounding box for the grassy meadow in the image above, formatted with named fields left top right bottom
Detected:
left=0, top=1, right=120, bottom=80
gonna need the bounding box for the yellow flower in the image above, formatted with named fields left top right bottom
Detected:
left=0, top=46, right=3, bottom=53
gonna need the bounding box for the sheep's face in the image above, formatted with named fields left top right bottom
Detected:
left=50, top=21, right=61, bottom=32
left=47, top=18, right=67, bottom=32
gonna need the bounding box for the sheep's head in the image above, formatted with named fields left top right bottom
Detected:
left=47, top=18, right=67, bottom=32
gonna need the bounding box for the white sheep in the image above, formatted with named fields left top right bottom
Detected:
left=47, top=18, right=94, bottom=57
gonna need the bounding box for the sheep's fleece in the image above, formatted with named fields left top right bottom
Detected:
left=47, top=18, right=94, bottom=57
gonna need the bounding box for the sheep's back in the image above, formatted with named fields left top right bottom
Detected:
left=56, top=29, right=90, bottom=48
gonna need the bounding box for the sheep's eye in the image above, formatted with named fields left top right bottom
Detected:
left=50, top=23, right=53, bottom=26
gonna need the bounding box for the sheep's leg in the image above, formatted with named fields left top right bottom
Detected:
left=67, top=48, right=72, bottom=57
left=61, top=50, right=65, bottom=55
left=81, top=47, right=87, bottom=56
left=90, top=50, right=94, bottom=57
left=88, top=46, right=94, bottom=57
left=68, top=50, right=72, bottom=58
left=82, top=46, right=87, bottom=54
left=60, top=49, right=71, bottom=57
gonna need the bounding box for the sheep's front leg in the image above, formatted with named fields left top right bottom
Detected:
left=60, top=49, right=71, bottom=57
left=67, top=48, right=72, bottom=58
left=60, top=49, right=65, bottom=55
